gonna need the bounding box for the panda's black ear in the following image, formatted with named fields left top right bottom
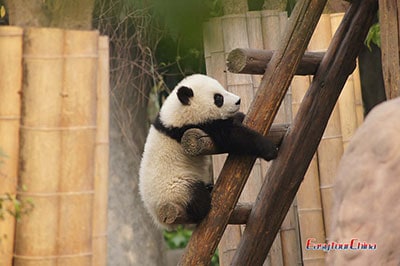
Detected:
left=177, top=86, right=194, bottom=105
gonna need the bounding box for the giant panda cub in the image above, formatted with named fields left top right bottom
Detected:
left=139, top=74, right=277, bottom=229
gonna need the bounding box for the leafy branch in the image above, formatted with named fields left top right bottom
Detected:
left=0, top=192, right=34, bottom=221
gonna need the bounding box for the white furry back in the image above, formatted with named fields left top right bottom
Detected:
left=138, top=126, right=211, bottom=228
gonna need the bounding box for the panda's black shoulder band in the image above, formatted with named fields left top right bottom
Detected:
left=153, top=114, right=190, bottom=143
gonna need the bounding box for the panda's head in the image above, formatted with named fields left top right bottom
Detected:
left=159, top=74, right=241, bottom=127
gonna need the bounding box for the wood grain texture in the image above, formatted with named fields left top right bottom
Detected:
left=159, top=202, right=253, bottom=226
left=178, top=0, right=327, bottom=265
left=227, top=48, right=325, bottom=75
left=379, top=0, right=400, bottom=99
left=181, top=124, right=288, bottom=156
left=231, top=1, right=378, bottom=265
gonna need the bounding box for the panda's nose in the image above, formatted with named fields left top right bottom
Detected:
left=236, top=98, right=241, bottom=105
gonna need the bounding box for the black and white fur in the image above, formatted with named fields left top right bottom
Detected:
left=139, top=74, right=277, bottom=229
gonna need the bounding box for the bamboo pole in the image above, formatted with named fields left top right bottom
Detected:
left=260, top=11, right=287, bottom=266
left=331, top=13, right=358, bottom=150
left=231, top=1, right=377, bottom=264
left=246, top=11, right=263, bottom=90
left=352, top=63, right=364, bottom=126
left=221, top=14, right=255, bottom=265
left=180, top=0, right=327, bottom=264
left=308, top=14, right=344, bottom=238
left=291, top=75, right=326, bottom=265
left=93, top=36, right=110, bottom=266
left=204, top=17, right=237, bottom=266
left=14, top=28, right=64, bottom=266
left=261, top=10, right=302, bottom=266
left=57, top=29, right=97, bottom=266
left=0, top=26, right=23, bottom=266
left=14, top=28, right=98, bottom=266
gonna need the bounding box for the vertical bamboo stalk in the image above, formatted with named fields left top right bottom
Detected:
left=0, top=26, right=23, bottom=266
left=331, top=13, right=358, bottom=150
left=222, top=14, right=256, bottom=265
left=14, top=28, right=98, bottom=266
left=246, top=11, right=263, bottom=89
left=93, top=36, right=110, bottom=266
left=57, top=29, right=98, bottom=266
left=308, top=14, right=344, bottom=238
left=203, top=18, right=226, bottom=87
left=244, top=16, right=266, bottom=252
left=204, top=17, right=237, bottom=266
left=262, top=10, right=302, bottom=266
left=260, top=11, right=286, bottom=265
left=291, top=76, right=326, bottom=265
left=274, top=12, right=301, bottom=265
left=352, top=63, right=364, bottom=126
left=261, top=10, right=287, bottom=124
left=14, top=28, right=65, bottom=266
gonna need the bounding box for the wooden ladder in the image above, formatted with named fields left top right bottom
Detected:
left=176, top=0, right=378, bottom=265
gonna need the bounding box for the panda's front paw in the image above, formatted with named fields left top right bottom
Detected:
left=261, top=140, right=278, bottom=161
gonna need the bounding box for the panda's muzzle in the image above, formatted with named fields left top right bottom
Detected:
left=236, top=98, right=241, bottom=105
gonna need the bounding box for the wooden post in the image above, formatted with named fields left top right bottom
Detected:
left=180, top=124, right=288, bottom=156
left=227, top=48, right=325, bottom=75
left=93, top=36, right=110, bottom=266
left=379, top=0, right=400, bottom=99
left=231, top=1, right=378, bottom=265
left=14, top=28, right=98, bottom=266
left=178, top=0, right=327, bottom=265
left=0, top=26, right=23, bottom=266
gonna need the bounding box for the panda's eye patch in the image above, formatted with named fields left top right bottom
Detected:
left=214, top=93, right=224, bottom=107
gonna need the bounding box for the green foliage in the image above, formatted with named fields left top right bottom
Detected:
left=151, top=0, right=221, bottom=39
left=0, top=151, right=34, bottom=221
left=0, top=190, right=34, bottom=221
left=164, top=226, right=192, bottom=249
left=286, top=0, right=297, bottom=16
left=150, top=0, right=223, bottom=88
left=164, top=226, right=220, bottom=265
left=365, top=22, right=380, bottom=50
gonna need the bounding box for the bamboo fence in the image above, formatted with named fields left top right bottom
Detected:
left=0, top=26, right=23, bottom=266
left=0, top=26, right=109, bottom=266
left=93, top=36, right=110, bottom=266
left=203, top=11, right=363, bottom=266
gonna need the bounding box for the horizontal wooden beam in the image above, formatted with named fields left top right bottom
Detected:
left=158, top=202, right=252, bottom=226
left=181, top=123, right=289, bottom=156
left=227, top=48, right=325, bottom=75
